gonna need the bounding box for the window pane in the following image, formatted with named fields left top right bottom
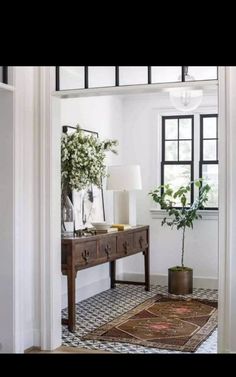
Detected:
left=186, top=66, right=217, bottom=81
left=179, top=118, right=192, bottom=139
left=88, top=66, right=115, bottom=88
left=165, top=141, right=178, bottom=161
left=203, top=117, right=217, bottom=139
left=151, top=66, right=181, bottom=83
left=179, top=141, right=191, bottom=161
left=164, top=164, right=191, bottom=205
left=165, top=119, right=178, bottom=139
left=119, top=66, right=148, bottom=85
left=203, top=140, right=217, bottom=160
left=202, top=164, right=218, bottom=207
left=60, top=66, right=85, bottom=90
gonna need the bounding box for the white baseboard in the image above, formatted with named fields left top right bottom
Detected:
left=61, top=272, right=217, bottom=310
left=119, top=272, right=218, bottom=290
left=61, top=278, right=110, bottom=309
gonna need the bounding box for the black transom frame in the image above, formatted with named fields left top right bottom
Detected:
left=55, top=66, right=218, bottom=91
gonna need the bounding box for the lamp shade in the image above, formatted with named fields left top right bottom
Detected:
left=106, top=165, right=142, bottom=191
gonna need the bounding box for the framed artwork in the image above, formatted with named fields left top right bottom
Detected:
left=62, top=125, right=105, bottom=229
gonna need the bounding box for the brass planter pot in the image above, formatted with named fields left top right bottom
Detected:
left=168, top=268, right=193, bottom=295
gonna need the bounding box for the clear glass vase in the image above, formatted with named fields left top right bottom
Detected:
left=61, top=194, right=75, bottom=237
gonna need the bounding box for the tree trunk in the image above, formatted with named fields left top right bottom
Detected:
left=181, top=226, right=186, bottom=268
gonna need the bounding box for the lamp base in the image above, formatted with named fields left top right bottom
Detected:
left=128, top=191, right=137, bottom=226
left=113, top=191, right=137, bottom=226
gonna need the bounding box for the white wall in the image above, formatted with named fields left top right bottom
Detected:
left=120, top=91, right=218, bottom=288
left=60, top=96, right=124, bottom=307
left=13, top=67, right=41, bottom=351
left=14, top=68, right=38, bottom=351
left=0, top=89, right=14, bottom=352
left=0, top=68, right=38, bottom=353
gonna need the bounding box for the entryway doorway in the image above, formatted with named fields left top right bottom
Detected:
left=35, top=66, right=230, bottom=353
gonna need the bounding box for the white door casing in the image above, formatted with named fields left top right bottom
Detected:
left=35, top=66, right=236, bottom=352
left=218, top=66, right=236, bottom=353
left=39, top=67, right=61, bottom=350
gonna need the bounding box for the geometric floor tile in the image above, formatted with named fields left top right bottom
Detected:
left=62, top=284, right=218, bottom=354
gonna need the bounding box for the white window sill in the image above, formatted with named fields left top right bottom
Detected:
left=150, top=208, right=219, bottom=221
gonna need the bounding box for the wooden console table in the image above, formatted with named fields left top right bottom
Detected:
left=61, top=225, right=150, bottom=332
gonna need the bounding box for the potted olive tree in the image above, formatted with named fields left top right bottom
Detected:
left=149, top=180, right=211, bottom=295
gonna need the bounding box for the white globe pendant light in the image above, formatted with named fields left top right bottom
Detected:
left=169, top=88, right=203, bottom=112
left=169, top=66, right=203, bottom=112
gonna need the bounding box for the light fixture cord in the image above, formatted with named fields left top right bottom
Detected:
left=184, top=66, right=189, bottom=78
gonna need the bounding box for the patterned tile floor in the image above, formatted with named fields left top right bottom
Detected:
left=62, top=284, right=218, bottom=354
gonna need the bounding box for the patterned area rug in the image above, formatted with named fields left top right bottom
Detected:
left=62, top=284, right=217, bottom=353
left=82, top=294, right=217, bottom=352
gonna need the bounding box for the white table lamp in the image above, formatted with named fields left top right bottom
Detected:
left=106, top=165, right=142, bottom=226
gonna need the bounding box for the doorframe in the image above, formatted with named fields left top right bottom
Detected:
left=217, top=66, right=236, bottom=353
left=217, top=66, right=227, bottom=352
left=37, top=66, right=228, bottom=351
left=39, top=66, right=61, bottom=350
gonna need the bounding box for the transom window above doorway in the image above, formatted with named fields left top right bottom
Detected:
left=56, top=66, right=218, bottom=91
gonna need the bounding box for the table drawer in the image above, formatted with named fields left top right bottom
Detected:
left=74, top=240, right=97, bottom=266
left=99, top=236, right=117, bottom=260
left=134, top=230, right=148, bottom=251
left=117, top=233, right=133, bottom=256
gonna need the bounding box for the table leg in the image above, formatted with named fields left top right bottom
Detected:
left=144, top=249, right=150, bottom=291
left=110, top=261, right=116, bottom=289
left=67, top=269, right=76, bottom=332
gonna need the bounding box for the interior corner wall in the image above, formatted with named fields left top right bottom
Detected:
left=60, top=95, right=124, bottom=307
left=0, top=90, right=14, bottom=352
left=119, top=92, right=218, bottom=288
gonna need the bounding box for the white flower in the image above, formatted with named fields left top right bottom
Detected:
left=61, top=127, right=118, bottom=193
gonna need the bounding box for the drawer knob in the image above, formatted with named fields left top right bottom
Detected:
left=105, top=244, right=112, bottom=259
left=139, top=236, right=144, bottom=248
left=123, top=241, right=129, bottom=254
left=82, top=249, right=90, bottom=263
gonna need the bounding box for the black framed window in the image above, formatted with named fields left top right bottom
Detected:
left=185, top=67, right=218, bottom=82
left=0, top=66, right=8, bottom=84
left=151, top=66, right=182, bottom=84
left=161, top=115, right=194, bottom=206
left=56, top=66, right=218, bottom=91
left=118, top=66, right=148, bottom=86
left=199, top=115, right=218, bottom=209
left=57, top=66, right=85, bottom=90
left=88, top=66, right=116, bottom=88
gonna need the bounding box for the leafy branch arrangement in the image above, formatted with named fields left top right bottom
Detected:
left=61, top=125, right=118, bottom=194
left=149, top=180, right=211, bottom=269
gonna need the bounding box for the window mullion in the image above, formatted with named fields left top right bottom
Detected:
left=177, top=118, right=179, bottom=161
left=199, top=114, right=218, bottom=209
